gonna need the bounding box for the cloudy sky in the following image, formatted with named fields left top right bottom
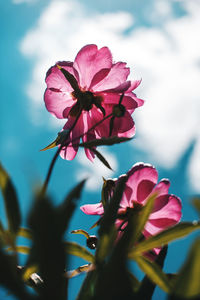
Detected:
left=1, top=0, right=200, bottom=299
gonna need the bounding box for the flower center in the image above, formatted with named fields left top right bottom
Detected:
left=117, top=202, right=143, bottom=220
left=71, top=90, right=104, bottom=116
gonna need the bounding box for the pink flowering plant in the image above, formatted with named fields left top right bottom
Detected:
left=0, top=44, right=200, bottom=300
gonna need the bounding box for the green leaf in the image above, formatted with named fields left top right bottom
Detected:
left=136, top=246, right=168, bottom=300
left=172, top=238, right=200, bottom=298
left=129, top=221, right=200, bottom=257
left=91, top=148, right=112, bottom=170
left=0, top=245, right=31, bottom=299
left=127, top=271, right=140, bottom=292
left=95, top=175, right=128, bottom=263
left=135, top=256, right=171, bottom=293
left=79, top=136, right=131, bottom=148
left=64, top=242, right=95, bottom=263
left=129, top=192, right=157, bottom=247
left=17, top=227, right=32, bottom=240
left=6, top=245, right=30, bottom=255
left=56, top=179, right=86, bottom=233
left=0, top=162, right=21, bottom=234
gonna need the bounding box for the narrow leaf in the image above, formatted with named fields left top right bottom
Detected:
left=172, top=238, right=200, bottom=298
left=90, top=148, right=112, bottom=170
left=56, top=179, right=86, bottom=233
left=71, top=229, right=90, bottom=239
left=136, top=246, right=168, bottom=300
left=66, top=263, right=94, bottom=278
left=129, top=221, right=200, bottom=257
left=79, top=136, right=131, bottom=148
left=129, top=192, right=157, bottom=247
left=0, top=162, right=21, bottom=234
left=57, top=65, right=80, bottom=92
left=135, top=256, right=171, bottom=293
left=64, top=242, right=95, bottom=263
left=96, top=175, right=128, bottom=263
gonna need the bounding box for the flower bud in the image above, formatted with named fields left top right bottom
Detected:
left=86, top=235, right=98, bottom=249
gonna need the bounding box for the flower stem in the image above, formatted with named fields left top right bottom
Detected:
left=42, top=109, right=82, bottom=194
left=71, top=112, right=113, bottom=144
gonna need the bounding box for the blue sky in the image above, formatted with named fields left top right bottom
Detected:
left=0, top=0, right=200, bottom=299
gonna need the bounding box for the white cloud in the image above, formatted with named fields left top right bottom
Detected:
left=20, top=0, right=200, bottom=191
left=76, top=148, right=118, bottom=191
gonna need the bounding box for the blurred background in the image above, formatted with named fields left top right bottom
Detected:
left=0, top=0, right=200, bottom=299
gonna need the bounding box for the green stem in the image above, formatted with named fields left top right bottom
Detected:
left=42, top=109, right=82, bottom=194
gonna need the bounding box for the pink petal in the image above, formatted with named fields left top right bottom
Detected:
left=117, top=124, right=136, bottom=138
left=89, top=68, right=111, bottom=88
left=136, top=180, right=156, bottom=204
left=126, top=91, right=144, bottom=107
left=73, top=44, right=112, bottom=88
left=91, top=62, right=130, bottom=91
left=120, top=185, right=133, bottom=208
left=44, top=62, right=78, bottom=118
left=46, top=61, right=77, bottom=92
left=126, top=164, right=158, bottom=203
left=150, top=194, right=182, bottom=222
left=102, top=81, right=131, bottom=93
left=80, top=203, right=104, bottom=215
left=126, top=79, right=142, bottom=92
left=60, top=116, right=84, bottom=160
left=44, top=88, right=74, bottom=119
left=112, top=111, right=135, bottom=134
left=103, top=93, right=138, bottom=111
left=144, top=221, right=164, bottom=236
left=153, top=179, right=170, bottom=196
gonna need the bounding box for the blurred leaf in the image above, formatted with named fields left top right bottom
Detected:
left=127, top=271, right=140, bottom=292
left=0, top=243, right=33, bottom=300
left=95, top=175, right=128, bottom=263
left=135, top=256, right=171, bottom=293
left=56, top=179, right=86, bottom=233
left=136, top=246, right=168, bottom=300
left=90, top=148, right=112, bottom=170
left=129, top=222, right=200, bottom=257
left=95, top=229, right=117, bottom=264
left=129, top=192, right=158, bottom=247
left=28, top=193, right=67, bottom=300
left=27, top=180, right=86, bottom=300
left=17, top=227, right=32, bottom=240
left=64, top=242, right=95, bottom=263
left=171, top=238, right=200, bottom=298
left=79, top=136, right=131, bottom=148
left=6, top=245, right=30, bottom=255
left=0, top=162, right=21, bottom=234
left=76, top=270, right=98, bottom=300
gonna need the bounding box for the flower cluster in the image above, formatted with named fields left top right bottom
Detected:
left=43, top=44, right=182, bottom=260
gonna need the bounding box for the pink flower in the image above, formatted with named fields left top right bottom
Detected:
left=80, top=163, right=182, bottom=257
left=44, top=44, right=144, bottom=160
